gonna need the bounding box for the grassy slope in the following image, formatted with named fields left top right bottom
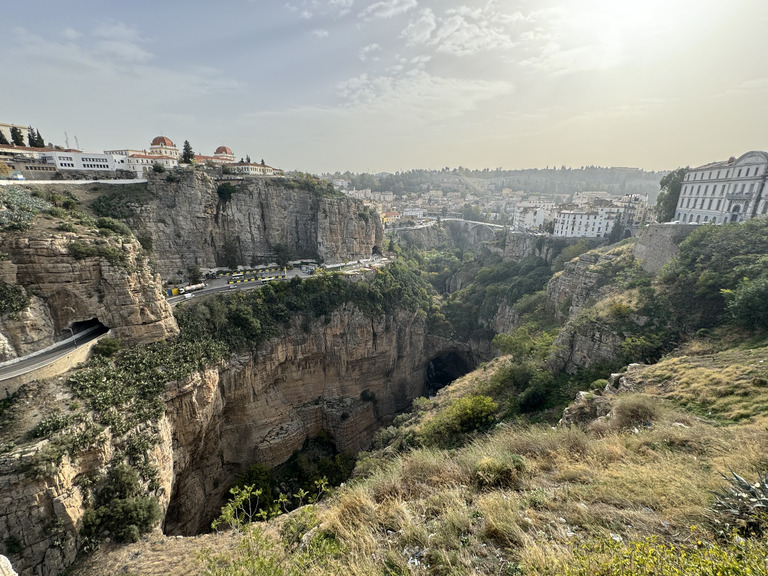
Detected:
left=68, top=342, right=768, bottom=576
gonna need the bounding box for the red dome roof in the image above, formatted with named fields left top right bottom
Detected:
left=151, top=136, right=174, bottom=147
left=215, top=146, right=233, bottom=155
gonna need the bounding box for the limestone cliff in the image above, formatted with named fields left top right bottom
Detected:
left=0, top=302, right=475, bottom=575
left=128, top=171, right=383, bottom=278
left=0, top=226, right=177, bottom=362
left=162, top=304, right=473, bottom=535
left=545, top=245, right=638, bottom=374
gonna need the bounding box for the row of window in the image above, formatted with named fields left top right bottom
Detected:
left=682, top=182, right=758, bottom=197
left=686, top=165, right=764, bottom=181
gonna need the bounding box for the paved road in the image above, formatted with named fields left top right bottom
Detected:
left=0, top=326, right=108, bottom=383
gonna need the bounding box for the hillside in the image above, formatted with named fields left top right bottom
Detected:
left=65, top=219, right=768, bottom=575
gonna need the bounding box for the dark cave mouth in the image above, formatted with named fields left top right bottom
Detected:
left=426, top=352, right=474, bottom=396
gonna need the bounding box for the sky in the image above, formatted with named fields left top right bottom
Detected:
left=2, top=0, right=767, bottom=174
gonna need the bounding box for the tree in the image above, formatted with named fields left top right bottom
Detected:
left=0, top=130, right=9, bottom=145
left=10, top=126, right=24, bottom=146
left=245, top=155, right=251, bottom=163
left=27, top=126, right=35, bottom=147
left=655, top=167, right=687, bottom=222
left=261, top=158, right=265, bottom=166
left=35, top=129, right=45, bottom=147
left=181, top=140, right=195, bottom=164
left=607, top=222, right=624, bottom=244
left=272, top=243, right=292, bottom=267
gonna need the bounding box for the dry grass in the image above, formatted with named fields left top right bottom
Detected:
left=67, top=340, right=768, bottom=576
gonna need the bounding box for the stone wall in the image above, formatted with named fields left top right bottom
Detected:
left=632, top=223, right=697, bottom=274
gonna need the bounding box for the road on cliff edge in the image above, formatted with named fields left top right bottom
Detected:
left=0, top=326, right=108, bottom=385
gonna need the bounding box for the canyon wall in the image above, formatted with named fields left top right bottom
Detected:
left=129, top=172, right=383, bottom=278
left=0, top=303, right=476, bottom=575
left=0, top=229, right=177, bottom=362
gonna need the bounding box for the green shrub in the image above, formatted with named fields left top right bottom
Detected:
left=421, top=395, right=498, bottom=446
left=96, top=217, right=132, bottom=237
left=92, top=337, right=120, bottom=357
left=518, top=384, right=548, bottom=413
left=217, top=182, right=237, bottom=201
left=474, top=454, right=528, bottom=489
left=0, top=282, right=30, bottom=316
left=68, top=241, right=99, bottom=260
left=152, top=163, right=165, bottom=173
left=57, top=221, right=77, bottom=232
left=30, top=411, right=75, bottom=438
left=611, top=396, right=659, bottom=429
left=80, top=463, right=161, bottom=545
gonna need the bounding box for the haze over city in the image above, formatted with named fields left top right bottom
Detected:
left=2, top=0, right=767, bottom=174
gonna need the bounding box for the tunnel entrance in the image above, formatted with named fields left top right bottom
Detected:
left=426, top=352, right=473, bottom=396
left=63, top=319, right=109, bottom=342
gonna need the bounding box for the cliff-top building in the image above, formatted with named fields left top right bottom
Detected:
left=674, top=150, right=768, bottom=225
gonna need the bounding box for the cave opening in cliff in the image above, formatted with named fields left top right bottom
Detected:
left=426, top=352, right=474, bottom=396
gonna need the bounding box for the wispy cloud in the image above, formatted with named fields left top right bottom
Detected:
left=359, top=43, right=382, bottom=61
left=402, top=4, right=517, bottom=56
left=359, top=0, right=417, bottom=21
left=311, top=28, right=330, bottom=38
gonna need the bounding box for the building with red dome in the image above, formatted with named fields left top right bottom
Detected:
left=149, top=136, right=179, bottom=159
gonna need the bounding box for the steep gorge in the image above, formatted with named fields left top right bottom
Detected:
left=123, top=171, right=383, bottom=278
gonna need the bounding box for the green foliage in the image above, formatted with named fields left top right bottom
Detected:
left=272, top=243, right=292, bottom=267
left=137, top=235, right=153, bottom=252
left=80, top=463, right=161, bottom=546
left=421, top=395, right=498, bottom=446
left=152, top=163, right=165, bottom=173
left=661, top=219, right=768, bottom=329
left=181, top=140, right=195, bottom=164
left=67, top=241, right=99, bottom=260
left=176, top=261, right=433, bottom=353
left=711, top=470, right=768, bottom=536
left=68, top=338, right=227, bottom=436
left=68, top=240, right=127, bottom=266
left=278, top=173, right=343, bottom=198
left=543, top=534, right=768, bottom=576
left=441, top=255, right=553, bottom=341
left=552, top=239, right=592, bottom=272
left=92, top=185, right=153, bottom=219
left=4, top=535, right=22, bottom=555
left=0, top=186, right=53, bottom=230
left=10, top=126, right=24, bottom=146
left=96, top=216, right=132, bottom=237
left=726, top=276, right=768, bottom=331
left=654, top=167, right=687, bottom=222
left=474, top=454, right=528, bottom=489
left=57, top=221, right=77, bottom=232
left=0, top=282, right=30, bottom=316
left=217, top=182, right=238, bottom=201
left=92, top=337, right=120, bottom=357
left=30, top=411, right=75, bottom=439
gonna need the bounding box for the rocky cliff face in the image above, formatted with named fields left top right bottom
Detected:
left=545, top=248, right=629, bottom=374
left=162, top=304, right=474, bottom=535
left=0, top=302, right=476, bottom=574
left=129, top=172, right=383, bottom=278
left=0, top=229, right=177, bottom=362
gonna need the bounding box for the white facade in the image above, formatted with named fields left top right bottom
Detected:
left=674, top=151, right=768, bottom=225
left=511, top=201, right=555, bottom=231
left=124, top=154, right=177, bottom=177
left=554, top=206, right=620, bottom=238
left=40, top=150, right=115, bottom=171
left=229, top=163, right=282, bottom=176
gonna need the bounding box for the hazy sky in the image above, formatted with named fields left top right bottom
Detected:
left=2, top=0, right=766, bottom=173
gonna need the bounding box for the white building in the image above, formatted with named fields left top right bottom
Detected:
left=553, top=205, right=620, bottom=238
left=40, top=150, right=115, bottom=171
left=229, top=162, right=283, bottom=177
left=148, top=136, right=179, bottom=159
left=674, top=151, right=768, bottom=225
left=122, top=153, right=177, bottom=177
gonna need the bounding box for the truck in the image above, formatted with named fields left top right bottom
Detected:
left=178, top=283, right=206, bottom=294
